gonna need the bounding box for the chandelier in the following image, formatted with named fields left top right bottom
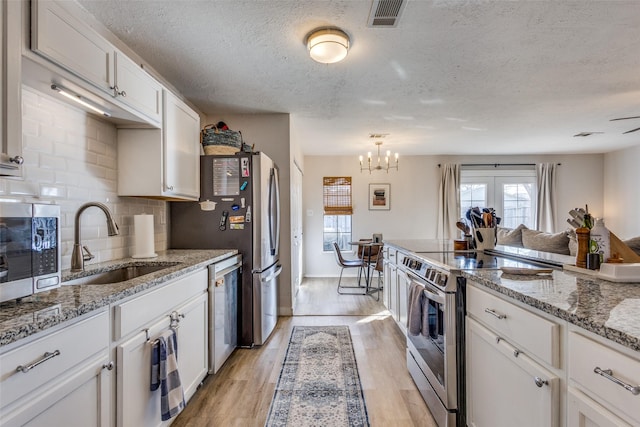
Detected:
left=359, top=141, right=399, bottom=173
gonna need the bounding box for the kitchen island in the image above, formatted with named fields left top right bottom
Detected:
left=384, top=239, right=640, bottom=427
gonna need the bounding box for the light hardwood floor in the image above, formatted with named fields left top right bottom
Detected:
left=172, top=277, right=436, bottom=427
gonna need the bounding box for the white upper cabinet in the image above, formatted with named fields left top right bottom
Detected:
left=162, top=90, right=201, bottom=199
left=31, top=0, right=161, bottom=126
left=114, top=51, right=162, bottom=123
left=31, top=0, right=114, bottom=93
left=117, top=90, right=200, bottom=201
left=0, top=0, right=23, bottom=177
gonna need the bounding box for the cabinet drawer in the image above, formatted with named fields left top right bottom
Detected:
left=0, top=311, right=108, bottom=409
left=114, top=268, right=207, bottom=340
left=568, top=331, right=640, bottom=423
left=467, top=284, right=560, bottom=367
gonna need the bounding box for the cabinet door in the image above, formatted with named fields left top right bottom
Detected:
left=2, top=354, right=111, bottom=427
left=466, top=317, right=560, bottom=427
left=0, top=0, right=23, bottom=177
left=397, top=269, right=409, bottom=332
left=117, top=293, right=207, bottom=427
left=387, top=263, right=398, bottom=318
left=567, top=387, right=631, bottom=427
left=114, top=51, right=162, bottom=124
left=31, top=0, right=114, bottom=94
left=163, top=90, right=201, bottom=199
left=175, top=293, right=208, bottom=399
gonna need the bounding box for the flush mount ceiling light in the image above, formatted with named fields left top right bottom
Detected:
left=359, top=140, right=398, bottom=173
left=306, top=28, right=350, bottom=64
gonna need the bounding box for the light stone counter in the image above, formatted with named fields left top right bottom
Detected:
left=0, top=249, right=237, bottom=348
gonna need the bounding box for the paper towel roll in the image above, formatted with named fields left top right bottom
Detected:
left=132, top=214, right=157, bottom=258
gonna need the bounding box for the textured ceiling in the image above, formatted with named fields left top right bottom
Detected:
left=76, top=0, right=640, bottom=156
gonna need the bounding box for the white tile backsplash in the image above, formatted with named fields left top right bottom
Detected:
left=1, top=86, right=168, bottom=270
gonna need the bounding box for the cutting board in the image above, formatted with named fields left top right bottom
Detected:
left=610, top=232, right=640, bottom=263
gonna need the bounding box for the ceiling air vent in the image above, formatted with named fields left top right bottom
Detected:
left=368, top=0, right=406, bottom=27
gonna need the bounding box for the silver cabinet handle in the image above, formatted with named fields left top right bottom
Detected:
left=9, top=155, right=24, bottom=165
left=594, top=367, right=640, bottom=396
left=102, top=361, right=115, bottom=371
left=534, top=377, right=548, bottom=388
left=485, top=308, right=507, bottom=319
left=110, top=85, right=126, bottom=97
left=16, top=350, right=61, bottom=373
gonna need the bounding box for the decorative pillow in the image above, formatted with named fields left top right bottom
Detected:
left=521, top=229, right=570, bottom=255
left=496, top=224, right=528, bottom=247
left=623, top=236, right=640, bottom=256
left=566, top=228, right=578, bottom=256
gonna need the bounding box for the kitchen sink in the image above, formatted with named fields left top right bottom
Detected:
left=63, top=263, right=179, bottom=286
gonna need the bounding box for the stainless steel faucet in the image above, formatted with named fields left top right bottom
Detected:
left=71, top=202, right=119, bottom=272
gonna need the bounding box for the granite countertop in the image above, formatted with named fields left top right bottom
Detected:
left=0, top=249, right=237, bottom=349
left=385, top=239, right=640, bottom=353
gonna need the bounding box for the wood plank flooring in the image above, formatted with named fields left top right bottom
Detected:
left=172, top=277, right=436, bottom=427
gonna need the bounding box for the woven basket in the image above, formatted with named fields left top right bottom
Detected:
left=201, top=124, right=243, bottom=154
left=204, top=145, right=241, bottom=155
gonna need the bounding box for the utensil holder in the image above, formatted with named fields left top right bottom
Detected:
left=474, top=228, right=497, bottom=251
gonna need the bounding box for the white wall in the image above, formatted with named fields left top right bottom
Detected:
left=206, top=113, right=294, bottom=315
left=604, top=144, right=640, bottom=239
left=303, top=153, right=605, bottom=277
left=0, top=86, right=167, bottom=270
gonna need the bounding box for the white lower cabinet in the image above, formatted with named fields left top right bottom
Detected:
left=567, top=330, right=640, bottom=426
left=466, top=317, right=560, bottom=427
left=567, top=387, right=631, bottom=427
left=0, top=311, right=111, bottom=427
left=117, top=293, right=208, bottom=427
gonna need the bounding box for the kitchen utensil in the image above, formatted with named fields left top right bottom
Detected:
left=500, top=267, right=553, bottom=275
left=456, top=221, right=467, bottom=235
left=566, top=218, right=581, bottom=228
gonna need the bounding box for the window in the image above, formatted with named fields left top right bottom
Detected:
left=460, top=170, right=536, bottom=229
left=323, top=177, right=352, bottom=251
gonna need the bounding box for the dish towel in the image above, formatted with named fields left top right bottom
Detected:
left=150, top=328, right=185, bottom=421
left=407, top=281, right=424, bottom=335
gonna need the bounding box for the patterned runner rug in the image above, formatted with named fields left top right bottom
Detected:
left=265, top=326, right=370, bottom=427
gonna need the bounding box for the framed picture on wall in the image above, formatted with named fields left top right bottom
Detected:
left=369, top=183, right=390, bottom=210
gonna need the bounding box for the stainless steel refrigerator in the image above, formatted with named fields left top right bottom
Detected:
left=170, top=152, right=281, bottom=347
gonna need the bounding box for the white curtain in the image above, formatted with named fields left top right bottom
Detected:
left=437, top=163, right=460, bottom=239
left=536, top=163, right=557, bottom=232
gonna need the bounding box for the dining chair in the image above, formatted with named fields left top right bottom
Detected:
left=332, top=242, right=366, bottom=295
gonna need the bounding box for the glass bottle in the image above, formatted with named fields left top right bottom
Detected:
left=589, top=218, right=610, bottom=263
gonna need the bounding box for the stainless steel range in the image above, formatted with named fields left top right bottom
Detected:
left=397, top=249, right=556, bottom=427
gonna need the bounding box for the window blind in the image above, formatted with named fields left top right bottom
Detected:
left=323, top=177, right=353, bottom=215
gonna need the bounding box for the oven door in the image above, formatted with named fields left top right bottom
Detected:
left=406, top=273, right=458, bottom=410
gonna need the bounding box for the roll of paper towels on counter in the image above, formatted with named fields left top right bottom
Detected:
left=132, top=214, right=157, bottom=258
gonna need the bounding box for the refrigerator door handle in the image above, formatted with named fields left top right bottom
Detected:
left=268, top=167, right=281, bottom=256
left=261, top=264, right=282, bottom=283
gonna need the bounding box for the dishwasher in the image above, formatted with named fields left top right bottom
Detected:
left=208, top=254, right=242, bottom=374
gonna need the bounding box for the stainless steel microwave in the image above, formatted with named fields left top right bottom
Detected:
left=0, top=203, right=61, bottom=303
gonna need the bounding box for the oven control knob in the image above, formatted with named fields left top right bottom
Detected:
left=432, top=272, right=440, bottom=283
left=440, top=275, right=448, bottom=286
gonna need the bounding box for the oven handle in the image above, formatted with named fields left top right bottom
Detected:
left=405, top=271, right=446, bottom=305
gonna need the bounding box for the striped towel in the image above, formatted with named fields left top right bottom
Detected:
left=150, top=328, right=185, bottom=421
